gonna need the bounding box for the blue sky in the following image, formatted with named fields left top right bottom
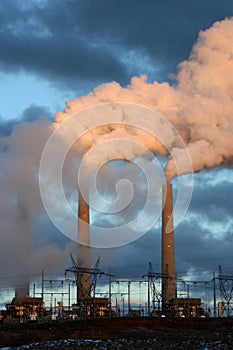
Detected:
left=0, top=0, right=233, bottom=303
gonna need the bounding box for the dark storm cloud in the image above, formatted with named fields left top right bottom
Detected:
left=0, top=0, right=127, bottom=87
left=76, top=0, right=233, bottom=76
left=174, top=173, right=233, bottom=277
left=187, top=173, right=233, bottom=220
left=175, top=219, right=233, bottom=278
left=0, top=105, right=52, bottom=136
left=0, top=0, right=232, bottom=88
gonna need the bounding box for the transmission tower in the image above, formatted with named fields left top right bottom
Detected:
left=65, top=254, right=104, bottom=312
left=142, top=262, right=171, bottom=315
left=219, top=265, right=233, bottom=317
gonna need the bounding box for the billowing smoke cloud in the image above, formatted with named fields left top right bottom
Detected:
left=55, top=18, right=233, bottom=179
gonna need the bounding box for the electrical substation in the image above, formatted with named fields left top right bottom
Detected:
left=1, top=183, right=232, bottom=323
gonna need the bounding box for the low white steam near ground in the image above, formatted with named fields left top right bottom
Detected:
left=0, top=18, right=233, bottom=304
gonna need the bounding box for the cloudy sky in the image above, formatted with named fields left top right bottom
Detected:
left=0, top=0, right=233, bottom=306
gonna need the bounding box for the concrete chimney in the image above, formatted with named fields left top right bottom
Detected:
left=77, top=189, right=91, bottom=302
left=15, top=197, right=30, bottom=301
left=161, top=182, right=177, bottom=308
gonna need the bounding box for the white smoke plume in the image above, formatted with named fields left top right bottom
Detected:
left=55, top=18, right=233, bottom=179
left=0, top=118, right=76, bottom=290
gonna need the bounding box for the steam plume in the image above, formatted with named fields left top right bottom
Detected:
left=55, top=18, right=233, bottom=179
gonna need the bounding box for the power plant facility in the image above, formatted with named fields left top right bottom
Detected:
left=1, top=181, right=233, bottom=323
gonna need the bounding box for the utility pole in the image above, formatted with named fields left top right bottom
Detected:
left=213, top=271, right=217, bottom=317
left=187, top=284, right=190, bottom=318
left=109, top=271, right=112, bottom=317
left=128, top=281, right=131, bottom=315
left=41, top=269, right=44, bottom=317
left=148, top=274, right=150, bottom=316
left=116, top=297, right=118, bottom=316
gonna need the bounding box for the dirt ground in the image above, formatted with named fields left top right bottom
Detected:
left=0, top=317, right=232, bottom=349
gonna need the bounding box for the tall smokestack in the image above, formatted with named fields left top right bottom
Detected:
left=77, top=189, right=91, bottom=302
left=15, top=197, right=30, bottom=300
left=161, top=182, right=177, bottom=309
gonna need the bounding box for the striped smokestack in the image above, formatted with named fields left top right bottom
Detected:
left=162, top=182, right=177, bottom=309
left=77, top=189, right=91, bottom=302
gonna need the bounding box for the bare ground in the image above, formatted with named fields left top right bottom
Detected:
left=0, top=317, right=232, bottom=349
